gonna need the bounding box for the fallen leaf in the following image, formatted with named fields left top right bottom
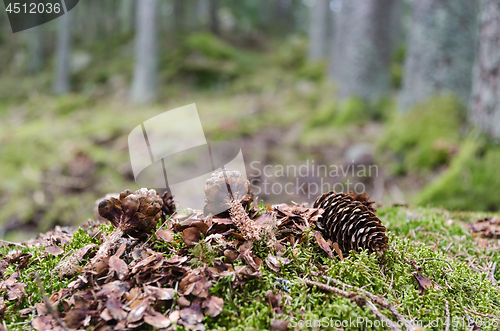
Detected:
left=109, top=255, right=128, bottom=280
left=412, top=272, right=441, bottom=295
left=203, top=295, right=223, bottom=317
left=270, top=319, right=289, bottom=331
left=183, top=227, right=202, bottom=246
left=157, top=229, right=175, bottom=242
left=46, top=245, right=64, bottom=256
left=313, top=231, right=335, bottom=260
left=144, top=310, right=171, bottom=328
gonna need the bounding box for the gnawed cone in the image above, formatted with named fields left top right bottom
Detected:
left=313, top=191, right=389, bottom=255
left=99, top=188, right=162, bottom=238
left=204, top=170, right=260, bottom=241
left=89, top=188, right=163, bottom=266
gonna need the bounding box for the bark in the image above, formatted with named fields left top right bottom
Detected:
left=28, top=25, right=44, bottom=74
left=469, top=0, right=500, bottom=139
left=308, top=0, right=331, bottom=61
left=53, top=10, right=73, bottom=94
left=196, top=0, right=210, bottom=29
left=120, top=0, right=135, bottom=33
left=131, top=0, right=158, bottom=105
left=209, top=0, right=220, bottom=35
left=329, top=0, right=397, bottom=102
left=400, top=0, right=478, bottom=112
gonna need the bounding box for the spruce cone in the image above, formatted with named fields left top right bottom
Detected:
left=98, top=188, right=163, bottom=239
left=313, top=191, right=388, bottom=254
left=204, top=170, right=259, bottom=240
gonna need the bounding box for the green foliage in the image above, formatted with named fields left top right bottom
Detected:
left=334, top=97, right=368, bottom=126
left=3, top=207, right=500, bottom=330
left=418, top=137, right=500, bottom=211
left=379, top=95, right=465, bottom=173
left=184, top=32, right=238, bottom=60
left=298, top=60, right=327, bottom=82
left=390, top=44, right=406, bottom=89
left=272, top=35, right=307, bottom=70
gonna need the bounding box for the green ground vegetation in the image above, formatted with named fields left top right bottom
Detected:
left=1, top=205, right=499, bottom=330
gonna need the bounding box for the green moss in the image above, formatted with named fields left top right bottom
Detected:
left=418, top=137, right=500, bottom=211
left=379, top=95, right=465, bottom=173
left=0, top=223, right=110, bottom=327
left=334, top=97, right=368, bottom=126
left=184, top=32, right=238, bottom=60
left=3, top=207, right=500, bottom=330
left=390, top=44, right=406, bottom=89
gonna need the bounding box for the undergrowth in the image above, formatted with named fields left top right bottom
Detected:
left=2, top=206, right=499, bottom=330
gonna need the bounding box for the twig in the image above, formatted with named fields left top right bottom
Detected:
left=0, top=239, right=26, bottom=248
left=366, top=301, right=402, bottom=331
left=322, top=276, right=417, bottom=331
left=462, top=306, right=500, bottom=320
left=490, top=261, right=497, bottom=285
left=390, top=244, right=422, bottom=271
left=444, top=300, right=450, bottom=331
left=303, top=278, right=401, bottom=331
left=35, top=272, right=68, bottom=331
left=417, top=258, right=454, bottom=273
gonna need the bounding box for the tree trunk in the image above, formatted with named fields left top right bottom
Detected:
left=209, top=0, right=219, bottom=35
left=469, top=0, right=500, bottom=139
left=196, top=0, right=210, bottom=29
left=28, top=25, right=44, bottom=74
left=308, top=0, right=331, bottom=61
left=53, top=10, right=73, bottom=94
left=131, top=0, right=158, bottom=105
left=329, top=0, right=397, bottom=102
left=400, top=0, right=478, bottom=112
left=120, top=0, right=135, bottom=33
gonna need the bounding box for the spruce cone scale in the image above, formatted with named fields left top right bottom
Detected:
left=313, top=192, right=388, bottom=254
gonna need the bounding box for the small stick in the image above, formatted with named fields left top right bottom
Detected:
left=462, top=306, right=500, bottom=320
left=366, top=301, right=402, bottom=331
left=490, top=261, right=497, bottom=285
left=390, top=244, right=422, bottom=271
left=417, top=258, right=454, bottom=273
left=322, top=276, right=416, bottom=331
left=0, top=239, right=26, bottom=248
left=35, top=272, right=68, bottom=331
left=444, top=300, right=450, bottom=331
left=303, top=278, right=401, bottom=331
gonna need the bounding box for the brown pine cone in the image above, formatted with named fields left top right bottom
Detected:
left=98, top=188, right=163, bottom=239
left=313, top=191, right=388, bottom=254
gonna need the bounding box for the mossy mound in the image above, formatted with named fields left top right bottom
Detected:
left=379, top=95, right=465, bottom=174
left=1, top=205, right=499, bottom=330
left=418, top=137, right=500, bottom=211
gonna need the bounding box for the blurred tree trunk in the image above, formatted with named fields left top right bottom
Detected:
left=329, top=0, right=397, bottom=102
left=120, top=0, right=135, bottom=33
left=209, top=0, right=219, bottom=35
left=28, top=26, right=44, bottom=74
left=400, top=0, right=478, bottom=112
left=196, top=0, right=210, bottom=29
left=131, top=0, right=158, bottom=105
left=308, top=0, right=330, bottom=61
left=469, top=0, right=500, bottom=139
left=173, top=0, right=185, bottom=33
left=53, top=10, right=73, bottom=94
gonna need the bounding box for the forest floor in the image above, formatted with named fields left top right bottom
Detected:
left=0, top=199, right=499, bottom=331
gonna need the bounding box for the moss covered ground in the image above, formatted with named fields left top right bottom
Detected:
left=1, top=204, right=499, bottom=330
